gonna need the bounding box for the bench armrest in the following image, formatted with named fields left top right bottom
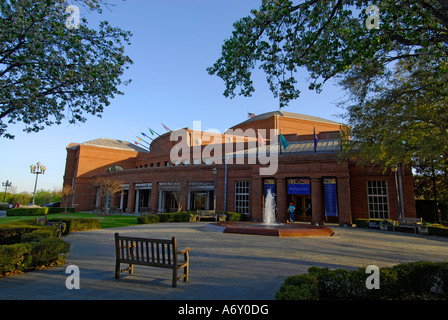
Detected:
left=178, top=248, right=191, bottom=254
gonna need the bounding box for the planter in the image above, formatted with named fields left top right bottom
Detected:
left=418, top=226, right=429, bottom=235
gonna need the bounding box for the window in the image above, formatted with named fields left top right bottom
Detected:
left=367, top=180, right=389, bottom=219
left=235, top=181, right=250, bottom=214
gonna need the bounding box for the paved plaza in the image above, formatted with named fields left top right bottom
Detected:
left=1, top=222, right=448, bottom=300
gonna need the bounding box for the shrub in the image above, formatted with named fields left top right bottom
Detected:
left=48, top=218, right=101, bottom=235
left=0, top=243, right=33, bottom=276
left=29, top=238, right=70, bottom=268
left=137, top=214, right=160, bottom=224
left=6, top=207, right=49, bottom=216
left=226, top=212, right=248, bottom=221
left=158, top=212, right=190, bottom=222
left=0, top=225, right=42, bottom=245
left=276, top=261, right=448, bottom=300
left=275, top=274, right=319, bottom=300
left=0, top=231, right=70, bottom=277
left=48, top=207, right=75, bottom=214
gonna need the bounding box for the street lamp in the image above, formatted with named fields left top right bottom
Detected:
left=2, top=180, right=12, bottom=204
left=212, top=167, right=217, bottom=210
left=391, top=165, right=401, bottom=220
left=30, top=162, right=46, bottom=205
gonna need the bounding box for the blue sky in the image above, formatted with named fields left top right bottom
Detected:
left=0, top=0, right=346, bottom=193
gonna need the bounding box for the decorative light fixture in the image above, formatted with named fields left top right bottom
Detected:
left=30, top=162, right=46, bottom=205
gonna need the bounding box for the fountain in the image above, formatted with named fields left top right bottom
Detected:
left=262, top=189, right=278, bottom=226
left=210, top=189, right=334, bottom=237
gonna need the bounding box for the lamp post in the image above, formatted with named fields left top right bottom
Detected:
left=2, top=180, right=12, bottom=203
left=391, top=165, right=401, bottom=220
left=30, top=162, right=46, bottom=205
left=212, top=167, right=217, bottom=210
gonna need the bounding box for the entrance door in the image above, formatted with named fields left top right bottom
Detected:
left=292, top=195, right=312, bottom=222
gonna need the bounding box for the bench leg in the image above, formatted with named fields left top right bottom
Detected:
left=172, top=268, right=177, bottom=288
left=115, top=260, right=120, bottom=279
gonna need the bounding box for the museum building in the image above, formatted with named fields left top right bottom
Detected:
left=62, top=111, right=416, bottom=226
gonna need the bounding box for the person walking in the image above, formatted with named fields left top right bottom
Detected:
left=288, top=202, right=295, bottom=223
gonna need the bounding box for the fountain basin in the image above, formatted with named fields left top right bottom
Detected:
left=209, top=221, right=334, bottom=237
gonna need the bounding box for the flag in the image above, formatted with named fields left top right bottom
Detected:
left=248, top=112, right=256, bottom=119
left=279, top=133, right=289, bottom=150
left=314, top=127, right=318, bottom=154
left=161, top=123, right=171, bottom=132
left=258, top=130, right=265, bottom=147
left=148, top=128, right=155, bottom=135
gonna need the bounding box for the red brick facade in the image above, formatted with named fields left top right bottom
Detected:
left=62, top=111, right=416, bottom=225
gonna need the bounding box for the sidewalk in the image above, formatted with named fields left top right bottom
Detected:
left=1, top=222, right=448, bottom=300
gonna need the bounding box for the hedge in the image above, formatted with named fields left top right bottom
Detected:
left=48, top=218, right=101, bottom=236
left=276, top=261, right=448, bottom=300
left=6, top=207, right=49, bottom=216
left=137, top=214, right=160, bottom=224
left=0, top=226, right=70, bottom=277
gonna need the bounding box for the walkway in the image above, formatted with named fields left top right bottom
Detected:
left=1, top=222, right=448, bottom=300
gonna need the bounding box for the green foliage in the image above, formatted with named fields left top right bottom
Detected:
left=275, top=274, right=319, bottom=300
left=6, top=207, right=49, bottom=216
left=0, top=225, right=70, bottom=277
left=276, top=261, right=448, bottom=300
left=137, top=214, right=160, bottom=224
left=157, top=212, right=191, bottom=223
left=0, top=0, right=133, bottom=138
left=49, top=218, right=101, bottom=235
left=225, top=212, right=248, bottom=221
left=0, top=224, right=41, bottom=245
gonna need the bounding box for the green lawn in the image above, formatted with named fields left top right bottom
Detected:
left=0, top=212, right=139, bottom=229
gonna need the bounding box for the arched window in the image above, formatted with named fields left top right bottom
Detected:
left=107, top=165, right=124, bottom=172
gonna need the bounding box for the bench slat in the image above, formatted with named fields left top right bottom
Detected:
left=114, top=233, right=190, bottom=287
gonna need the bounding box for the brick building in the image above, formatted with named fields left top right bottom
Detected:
left=62, top=111, right=416, bottom=225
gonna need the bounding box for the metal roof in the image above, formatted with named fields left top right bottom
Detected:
left=226, top=139, right=341, bottom=157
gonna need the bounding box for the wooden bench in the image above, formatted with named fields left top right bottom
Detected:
left=114, top=233, right=190, bottom=288
left=196, top=209, right=217, bottom=221
left=393, top=217, right=422, bottom=234
left=34, top=216, right=63, bottom=238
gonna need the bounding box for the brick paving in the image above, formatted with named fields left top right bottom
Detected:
left=1, top=222, right=448, bottom=300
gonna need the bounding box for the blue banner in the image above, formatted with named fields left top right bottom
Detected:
left=324, top=178, right=338, bottom=217
left=287, top=178, right=310, bottom=195
left=264, top=179, right=275, bottom=196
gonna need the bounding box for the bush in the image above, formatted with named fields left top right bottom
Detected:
left=276, top=261, right=448, bottom=300
left=0, top=225, right=42, bottom=245
left=0, top=230, right=70, bottom=277
left=226, top=212, right=248, bottom=221
left=29, top=238, right=70, bottom=268
left=48, top=207, right=75, bottom=214
left=275, top=274, right=319, bottom=300
left=137, top=214, right=160, bottom=224
left=49, top=218, right=101, bottom=235
left=6, top=207, right=49, bottom=216
left=158, top=212, right=190, bottom=222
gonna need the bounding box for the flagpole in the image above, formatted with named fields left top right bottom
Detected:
left=148, top=127, right=166, bottom=140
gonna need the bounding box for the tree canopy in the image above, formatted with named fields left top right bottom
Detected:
left=208, top=0, right=448, bottom=169
left=0, top=0, right=133, bottom=138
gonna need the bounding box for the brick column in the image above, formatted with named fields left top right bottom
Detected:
left=276, top=178, right=287, bottom=222
left=126, top=183, right=135, bottom=213
left=251, top=178, right=262, bottom=221
left=311, top=178, right=324, bottom=225
left=151, top=182, right=159, bottom=213
left=337, top=176, right=352, bottom=226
